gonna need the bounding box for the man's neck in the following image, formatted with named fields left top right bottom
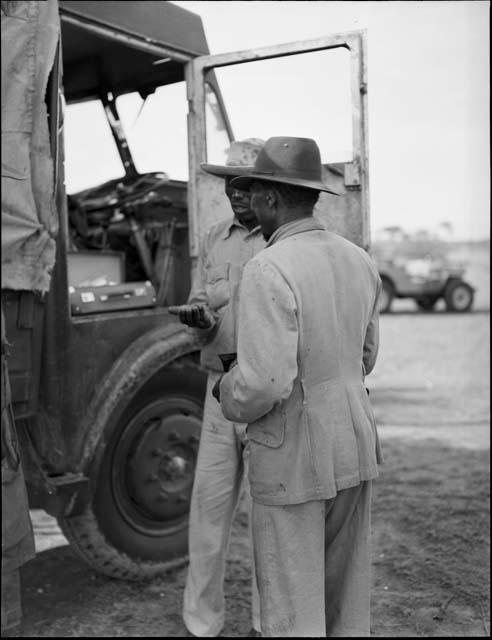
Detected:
left=266, top=215, right=324, bottom=246
left=274, top=209, right=313, bottom=231
left=243, top=219, right=258, bottom=232
left=235, top=216, right=258, bottom=232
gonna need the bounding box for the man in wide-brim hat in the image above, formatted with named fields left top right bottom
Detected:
left=169, top=138, right=265, bottom=637
left=216, top=137, right=383, bottom=637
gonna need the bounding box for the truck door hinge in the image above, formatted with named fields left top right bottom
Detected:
left=344, top=161, right=361, bottom=187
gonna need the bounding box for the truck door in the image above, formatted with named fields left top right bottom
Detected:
left=186, top=31, right=370, bottom=265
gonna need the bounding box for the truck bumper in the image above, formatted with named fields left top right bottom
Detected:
left=27, top=472, right=90, bottom=519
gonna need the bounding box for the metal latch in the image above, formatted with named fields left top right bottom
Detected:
left=344, top=161, right=361, bottom=187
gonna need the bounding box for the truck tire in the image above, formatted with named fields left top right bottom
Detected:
left=378, top=278, right=394, bottom=314
left=59, top=356, right=206, bottom=580
left=444, top=280, right=474, bottom=312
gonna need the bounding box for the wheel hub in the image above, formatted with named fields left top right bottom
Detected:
left=452, top=287, right=471, bottom=309
left=111, top=397, right=201, bottom=533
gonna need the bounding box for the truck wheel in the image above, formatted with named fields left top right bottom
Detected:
left=59, top=358, right=206, bottom=580
left=416, top=296, right=438, bottom=311
left=378, top=278, right=394, bottom=314
left=444, top=280, right=474, bottom=312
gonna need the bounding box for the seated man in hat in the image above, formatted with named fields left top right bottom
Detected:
left=169, top=138, right=264, bottom=637
left=216, top=137, right=383, bottom=637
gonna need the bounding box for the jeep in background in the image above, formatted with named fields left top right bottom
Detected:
left=375, top=255, right=475, bottom=313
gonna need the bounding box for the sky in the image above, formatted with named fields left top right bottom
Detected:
left=172, top=0, right=490, bottom=240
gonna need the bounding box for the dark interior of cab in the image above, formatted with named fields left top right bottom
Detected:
left=58, top=1, right=212, bottom=301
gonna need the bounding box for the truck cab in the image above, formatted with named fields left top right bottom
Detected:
left=2, top=0, right=370, bottom=579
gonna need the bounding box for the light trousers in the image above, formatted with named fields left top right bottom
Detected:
left=253, top=481, right=372, bottom=637
left=183, top=372, right=261, bottom=637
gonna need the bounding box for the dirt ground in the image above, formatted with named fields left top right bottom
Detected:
left=12, top=252, right=491, bottom=637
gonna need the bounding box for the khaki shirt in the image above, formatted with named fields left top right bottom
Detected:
left=188, top=217, right=265, bottom=372
left=220, top=217, right=382, bottom=505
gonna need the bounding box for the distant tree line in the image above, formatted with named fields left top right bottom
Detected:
left=372, top=224, right=453, bottom=261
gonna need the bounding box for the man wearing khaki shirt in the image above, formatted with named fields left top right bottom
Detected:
left=217, top=137, right=382, bottom=637
left=169, top=139, right=264, bottom=637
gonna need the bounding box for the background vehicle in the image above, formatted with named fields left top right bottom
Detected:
left=2, top=0, right=370, bottom=579
left=372, top=226, right=476, bottom=315
left=376, top=257, right=474, bottom=313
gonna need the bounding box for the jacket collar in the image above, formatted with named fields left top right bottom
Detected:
left=266, top=216, right=326, bottom=247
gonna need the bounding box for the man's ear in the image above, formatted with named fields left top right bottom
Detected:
left=266, top=188, right=277, bottom=208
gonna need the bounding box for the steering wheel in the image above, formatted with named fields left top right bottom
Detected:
left=116, top=173, right=171, bottom=211
left=77, top=172, right=170, bottom=212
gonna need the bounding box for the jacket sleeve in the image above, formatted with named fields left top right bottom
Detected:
left=363, top=274, right=382, bottom=375
left=219, top=257, right=299, bottom=423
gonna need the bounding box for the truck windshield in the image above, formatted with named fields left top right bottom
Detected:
left=64, top=99, right=125, bottom=194
left=116, top=82, right=188, bottom=181
left=64, top=80, right=191, bottom=194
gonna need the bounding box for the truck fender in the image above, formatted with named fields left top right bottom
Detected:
left=77, top=324, right=205, bottom=476
left=446, top=275, right=475, bottom=291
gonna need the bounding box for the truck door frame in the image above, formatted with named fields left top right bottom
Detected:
left=186, top=30, right=370, bottom=259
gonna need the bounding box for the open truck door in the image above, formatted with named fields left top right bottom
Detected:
left=187, top=31, right=370, bottom=262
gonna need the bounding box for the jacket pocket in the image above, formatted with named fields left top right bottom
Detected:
left=205, top=262, right=231, bottom=311
left=247, top=404, right=286, bottom=448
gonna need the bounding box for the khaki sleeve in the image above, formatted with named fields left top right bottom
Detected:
left=184, top=229, right=220, bottom=339
left=187, top=231, right=209, bottom=308
left=219, top=258, right=299, bottom=423
left=363, top=274, right=381, bottom=375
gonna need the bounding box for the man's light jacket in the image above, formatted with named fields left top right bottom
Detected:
left=220, top=218, right=383, bottom=506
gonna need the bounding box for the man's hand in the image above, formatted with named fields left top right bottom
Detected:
left=168, top=304, right=215, bottom=329
left=212, top=375, right=223, bottom=403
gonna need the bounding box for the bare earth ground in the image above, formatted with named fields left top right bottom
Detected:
left=15, top=249, right=490, bottom=637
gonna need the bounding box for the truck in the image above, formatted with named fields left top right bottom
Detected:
left=1, top=0, right=370, bottom=579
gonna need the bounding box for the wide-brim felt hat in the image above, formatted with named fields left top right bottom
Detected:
left=200, top=138, right=265, bottom=178
left=230, top=136, right=341, bottom=195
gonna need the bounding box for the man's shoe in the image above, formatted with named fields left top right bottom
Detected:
left=248, top=629, right=261, bottom=637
